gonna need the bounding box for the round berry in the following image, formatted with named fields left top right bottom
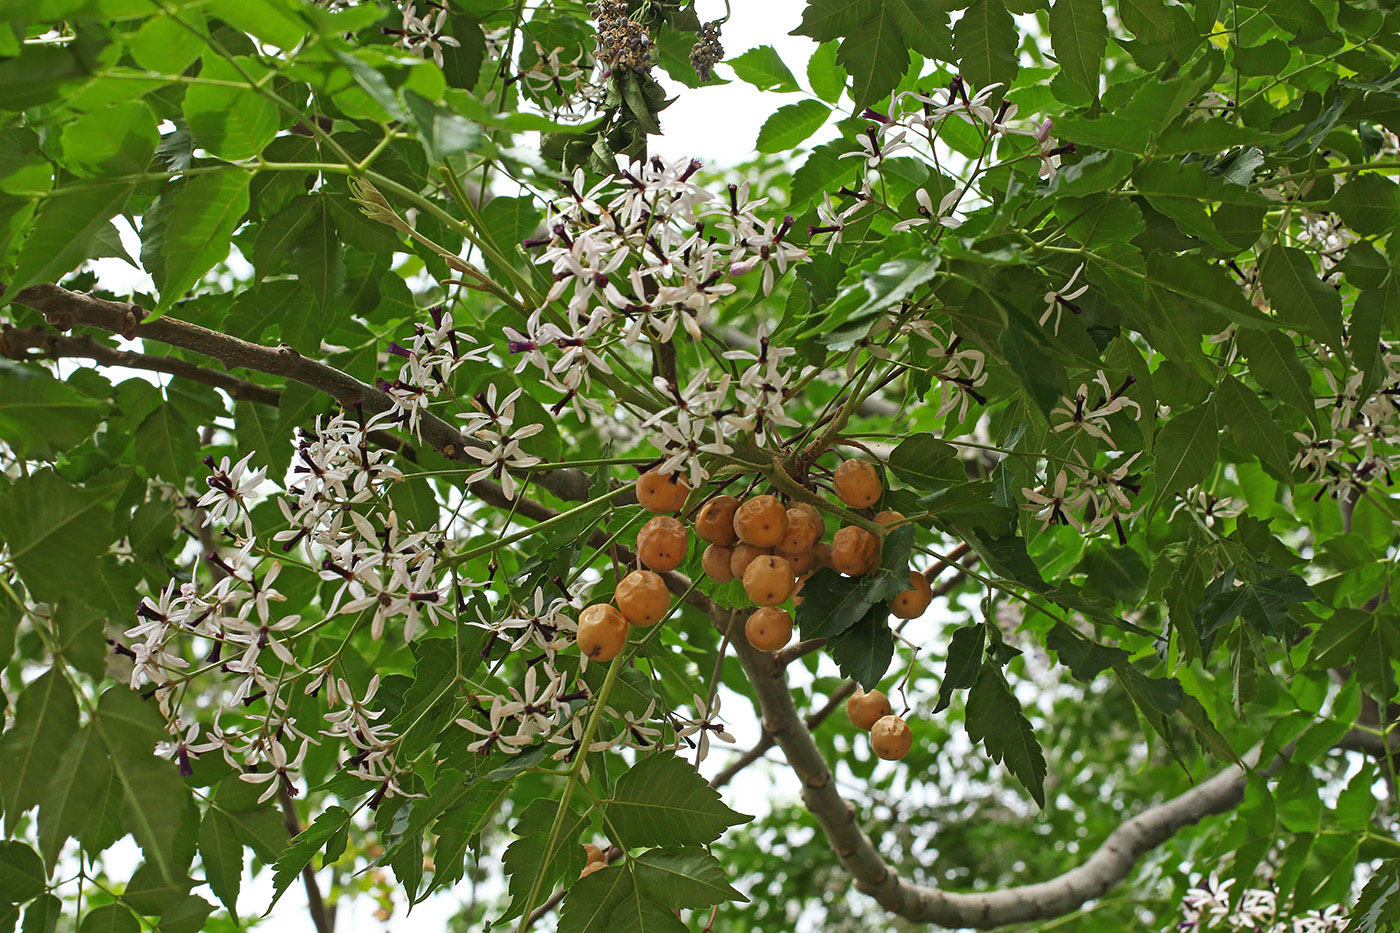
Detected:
left=785, top=549, right=815, bottom=575
left=635, top=469, right=689, bottom=514
left=729, top=543, right=770, bottom=579
left=833, top=459, right=882, bottom=509
left=870, top=714, right=913, bottom=760
left=615, top=570, right=670, bottom=626
left=733, top=494, right=788, bottom=548
left=745, top=607, right=793, bottom=651
left=702, top=544, right=734, bottom=584
left=742, top=554, right=795, bottom=607
left=778, top=508, right=821, bottom=554
left=811, top=542, right=833, bottom=570
left=890, top=570, right=933, bottom=620
left=695, top=495, right=741, bottom=546
left=792, top=501, right=826, bottom=540
left=874, top=509, right=907, bottom=527
left=577, top=604, right=628, bottom=660
left=637, top=515, right=688, bottom=572
left=832, top=526, right=880, bottom=576
left=845, top=687, right=892, bottom=730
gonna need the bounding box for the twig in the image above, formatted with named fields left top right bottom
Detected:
left=278, top=788, right=335, bottom=933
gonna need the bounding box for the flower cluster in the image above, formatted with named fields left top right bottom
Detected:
left=385, top=1, right=460, bottom=68
left=507, top=157, right=814, bottom=483
left=1291, top=342, right=1400, bottom=499
left=1178, top=873, right=1346, bottom=932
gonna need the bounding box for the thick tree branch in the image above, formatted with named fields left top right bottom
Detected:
left=5, top=284, right=593, bottom=502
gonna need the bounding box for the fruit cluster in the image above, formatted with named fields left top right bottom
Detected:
left=846, top=687, right=913, bottom=761
left=574, top=458, right=938, bottom=666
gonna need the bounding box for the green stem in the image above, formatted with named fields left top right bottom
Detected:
left=447, top=484, right=632, bottom=567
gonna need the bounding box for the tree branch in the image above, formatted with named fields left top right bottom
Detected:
left=5, top=284, right=593, bottom=502
left=279, top=787, right=335, bottom=933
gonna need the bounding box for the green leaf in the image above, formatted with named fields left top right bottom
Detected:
left=155, top=895, right=213, bottom=933
left=807, top=41, right=847, bottom=103
left=198, top=810, right=242, bottom=920
left=271, top=807, right=351, bottom=905
left=7, top=180, right=135, bottom=292
left=75, top=905, right=138, bottom=933
left=1150, top=400, right=1219, bottom=513
left=633, top=848, right=745, bottom=909
left=1343, top=856, right=1400, bottom=933
left=558, top=862, right=687, bottom=933
left=1235, top=327, right=1316, bottom=420
left=791, top=0, right=878, bottom=42
left=252, top=195, right=318, bottom=275
left=154, top=172, right=251, bottom=314
left=134, top=405, right=199, bottom=482
left=130, top=13, right=205, bottom=74
left=0, top=842, right=45, bottom=904
left=835, top=6, right=908, bottom=109
left=955, top=0, right=1018, bottom=94
left=0, top=670, right=79, bottom=822
left=935, top=623, right=985, bottom=711
left=1049, top=0, right=1106, bottom=94
left=0, top=360, right=105, bottom=459
left=181, top=57, right=279, bottom=161
left=1045, top=623, right=1128, bottom=682
left=0, top=43, right=100, bottom=112
left=790, top=140, right=854, bottom=208
left=404, top=89, right=482, bottom=163
left=887, top=433, right=962, bottom=490
left=605, top=754, right=750, bottom=849
left=208, top=0, right=307, bottom=48
left=59, top=101, right=158, bottom=177
left=965, top=663, right=1047, bottom=806
left=19, top=894, right=60, bottom=933
left=886, top=0, right=953, bottom=59
left=728, top=45, right=799, bottom=93
left=755, top=100, right=829, bottom=153
left=795, top=568, right=878, bottom=638
left=1333, top=174, right=1400, bottom=237
left=825, top=604, right=895, bottom=688
left=1259, top=246, right=1345, bottom=356
left=501, top=797, right=589, bottom=920
left=1216, top=374, right=1291, bottom=478
left=38, top=721, right=111, bottom=867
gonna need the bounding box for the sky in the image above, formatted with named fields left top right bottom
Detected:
left=74, top=3, right=967, bottom=930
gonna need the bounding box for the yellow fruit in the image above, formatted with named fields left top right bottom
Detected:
left=729, top=543, right=770, bottom=579
left=577, top=604, right=628, bottom=660
left=792, top=501, right=826, bottom=540
left=831, top=526, right=880, bottom=576
left=845, top=688, right=892, bottom=730
left=745, top=607, right=794, bottom=651
left=702, top=544, right=734, bottom=583
left=742, top=554, right=795, bottom=607
left=615, top=570, right=670, bottom=626
left=635, top=469, right=689, bottom=514
left=695, top=495, right=741, bottom=546
left=833, top=459, right=882, bottom=509
left=873, top=509, right=906, bottom=527
left=778, top=508, right=821, bottom=553
left=637, top=515, right=688, bottom=572
left=890, top=571, right=933, bottom=620
left=870, top=714, right=913, bottom=760
left=733, top=494, right=788, bottom=548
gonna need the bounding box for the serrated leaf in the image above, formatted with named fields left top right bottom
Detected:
left=0, top=670, right=78, bottom=821
left=19, top=894, right=60, bottom=933
left=1216, top=374, right=1291, bottom=478
left=0, top=360, right=104, bottom=460
left=1259, top=246, right=1345, bottom=356
left=835, top=6, right=907, bottom=109
left=965, top=663, right=1047, bottom=806
left=755, top=100, right=830, bottom=153
left=1332, top=174, right=1400, bottom=237
left=1049, top=0, right=1106, bottom=94
left=634, top=848, right=745, bottom=909
left=791, top=0, right=879, bottom=42
left=824, top=604, right=895, bottom=689
left=38, top=721, right=110, bottom=867
left=1151, top=400, right=1219, bottom=513
left=270, top=807, right=351, bottom=906
left=154, top=171, right=251, bottom=314
left=955, top=0, right=1018, bottom=94
left=1235, top=328, right=1316, bottom=420
left=198, top=810, right=242, bottom=920
left=1045, top=623, right=1128, bottom=682
left=807, top=41, right=847, bottom=102
left=7, top=181, right=135, bottom=293
left=794, top=568, right=875, bottom=638
left=605, top=754, right=750, bottom=849
left=935, top=623, right=985, bottom=711
left=0, top=842, right=45, bottom=904
left=887, top=433, right=962, bottom=490
left=181, top=57, right=278, bottom=161
left=558, top=863, right=687, bottom=933
left=76, top=905, right=138, bottom=933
